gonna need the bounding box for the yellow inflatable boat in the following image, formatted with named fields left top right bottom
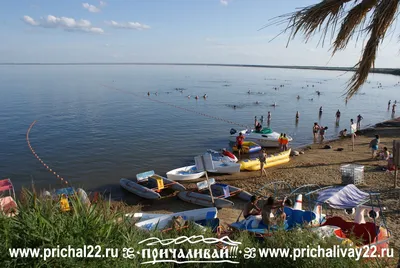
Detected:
left=239, top=149, right=291, bottom=171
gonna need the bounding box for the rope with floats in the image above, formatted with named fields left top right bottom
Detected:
left=26, top=120, right=69, bottom=185
left=100, top=84, right=248, bottom=128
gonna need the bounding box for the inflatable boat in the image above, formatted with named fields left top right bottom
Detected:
left=239, top=149, right=291, bottom=171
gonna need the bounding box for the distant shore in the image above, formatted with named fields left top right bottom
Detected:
left=0, top=62, right=399, bottom=77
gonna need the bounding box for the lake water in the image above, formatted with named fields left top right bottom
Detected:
left=0, top=65, right=398, bottom=198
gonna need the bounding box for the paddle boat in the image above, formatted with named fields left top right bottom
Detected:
left=177, top=183, right=252, bottom=208
left=200, top=152, right=240, bottom=174
left=0, top=178, right=18, bottom=217
left=239, top=149, right=291, bottom=171
left=132, top=207, right=218, bottom=231
left=232, top=141, right=262, bottom=154
left=309, top=184, right=391, bottom=256
left=166, top=165, right=205, bottom=181
left=120, top=170, right=186, bottom=199
left=42, top=187, right=91, bottom=211
left=229, top=128, right=293, bottom=148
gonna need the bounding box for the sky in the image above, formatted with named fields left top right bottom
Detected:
left=0, top=0, right=399, bottom=67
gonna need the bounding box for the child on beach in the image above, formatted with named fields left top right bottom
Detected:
left=369, top=135, right=380, bottom=159
left=378, top=147, right=390, bottom=160
left=339, top=129, right=347, bottom=138
left=259, top=150, right=267, bottom=177
left=243, top=195, right=261, bottom=219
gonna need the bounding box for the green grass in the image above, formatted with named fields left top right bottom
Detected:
left=0, top=189, right=396, bottom=268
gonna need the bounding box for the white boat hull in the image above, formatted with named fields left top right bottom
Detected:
left=166, top=165, right=205, bottom=181
left=135, top=207, right=218, bottom=231
left=208, top=161, right=241, bottom=174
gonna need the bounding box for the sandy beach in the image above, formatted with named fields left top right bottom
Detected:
left=125, top=117, right=400, bottom=250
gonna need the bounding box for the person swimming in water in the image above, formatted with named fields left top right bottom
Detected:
left=203, top=94, right=207, bottom=99
left=248, top=90, right=251, bottom=94
left=195, top=95, right=199, bottom=100
left=297, top=95, right=300, bottom=100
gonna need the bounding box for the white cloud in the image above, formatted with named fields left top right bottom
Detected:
left=82, top=3, right=101, bottom=13
left=22, top=15, right=104, bottom=34
left=23, top=15, right=39, bottom=26
left=105, top=20, right=150, bottom=30
left=220, top=0, right=229, bottom=6
left=99, top=1, right=106, bottom=7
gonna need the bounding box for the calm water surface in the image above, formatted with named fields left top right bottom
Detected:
left=0, top=65, right=398, bottom=198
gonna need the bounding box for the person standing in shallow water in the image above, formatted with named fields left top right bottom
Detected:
left=357, top=114, right=363, bottom=130
left=313, top=123, right=320, bottom=141
left=295, top=111, right=299, bottom=121
left=335, top=110, right=341, bottom=124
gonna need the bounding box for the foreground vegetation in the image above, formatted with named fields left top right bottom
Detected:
left=0, top=190, right=396, bottom=267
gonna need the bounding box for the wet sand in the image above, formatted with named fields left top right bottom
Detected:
left=124, top=117, right=400, bottom=250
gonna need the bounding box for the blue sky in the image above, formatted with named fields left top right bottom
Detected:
left=0, top=0, right=398, bottom=67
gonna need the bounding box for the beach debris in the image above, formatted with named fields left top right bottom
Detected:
left=323, top=145, right=332, bottom=149
left=299, top=151, right=305, bottom=154
left=336, top=148, right=344, bottom=151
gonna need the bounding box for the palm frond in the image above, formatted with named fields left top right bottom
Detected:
left=333, top=0, right=378, bottom=53
left=287, top=0, right=351, bottom=42
left=267, top=0, right=400, bottom=98
left=346, top=0, right=399, bottom=98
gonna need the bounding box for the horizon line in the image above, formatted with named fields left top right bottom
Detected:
left=0, top=62, right=398, bottom=73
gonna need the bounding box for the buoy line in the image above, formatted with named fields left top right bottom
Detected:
left=26, top=120, right=69, bottom=185
left=100, top=84, right=249, bottom=128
